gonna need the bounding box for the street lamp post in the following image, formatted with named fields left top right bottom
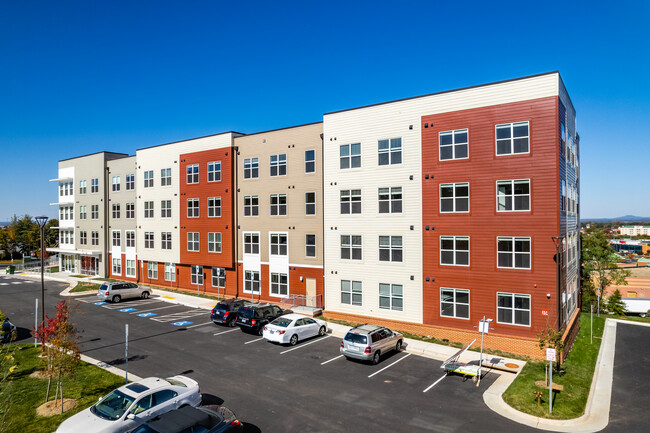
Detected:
left=35, top=216, right=48, bottom=330
left=552, top=236, right=564, bottom=330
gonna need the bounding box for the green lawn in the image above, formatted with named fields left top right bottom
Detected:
left=503, top=313, right=605, bottom=419
left=91, top=277, right=118, bottom=282
left=69, top=274, right=90, bottom=278
left=70, top=282, right=101, bottom=293
left=0, top=344, right=125, bottom=433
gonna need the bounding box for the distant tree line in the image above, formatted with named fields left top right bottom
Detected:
left=0, top=215, right=58, bottom=261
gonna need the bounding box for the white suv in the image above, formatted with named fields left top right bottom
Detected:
left=97, top=282, right=149, bottom=303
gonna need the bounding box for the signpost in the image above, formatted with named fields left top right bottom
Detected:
left=546, top=348, right=556, bottom=414
left=475, top=317, right=493, bottom=387
left=34, top=298, right=38, bottom=348
left=125, top=324, right=129, bottom=384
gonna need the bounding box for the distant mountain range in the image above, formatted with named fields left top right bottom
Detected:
left=583, top=215, right=650, bottom=223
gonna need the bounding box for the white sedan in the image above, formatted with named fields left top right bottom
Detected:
left=56, top=376, right=201, bottom=433
left=262, top=313, right=328, bottom=346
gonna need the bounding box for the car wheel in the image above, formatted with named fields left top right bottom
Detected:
left=228, top=317, right=236, bottom=327
left=372, top=350, right=381, bottom=365
left=290, top=334, right=298, bottom=346
left=318, top=326, right=326, bottom=336
left=257, top=326, right=264, bottom=336
left=395, top=340, right=402, bottom=352
left=141, top=291, right=150, bottom=299
left=112, top=295, right=121, bottom=303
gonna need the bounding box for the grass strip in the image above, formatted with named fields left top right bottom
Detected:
left=70, top=282, right=101, bottom=293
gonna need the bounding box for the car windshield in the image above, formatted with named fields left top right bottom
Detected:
left=215, top=303, right=229, bottom=311
left=92, top=389, right=135, bottom=420
left=270, top=317, right=292, bottom=328
left=344, top=332, right=368, bottom=344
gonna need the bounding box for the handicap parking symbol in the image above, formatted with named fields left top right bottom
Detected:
left=118, top=308, right=137, bottom=313
left=171, top=321, right=193, bottom=327
left=93, top=301, right=109, bottom=305
left=137, top=312, right=157, bottom=317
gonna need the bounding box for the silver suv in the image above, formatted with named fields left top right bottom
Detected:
left=340, top=324, right=403, bottom=365
left=97, top=282, right=149, bottom=303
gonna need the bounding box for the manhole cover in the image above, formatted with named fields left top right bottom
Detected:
left=505, top=363, right=519, bottom=369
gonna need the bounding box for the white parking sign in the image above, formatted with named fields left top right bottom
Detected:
left=546, top=348, right=556, bottom=362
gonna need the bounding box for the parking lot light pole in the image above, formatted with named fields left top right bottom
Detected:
left=35, top=216, right=48, bottom=331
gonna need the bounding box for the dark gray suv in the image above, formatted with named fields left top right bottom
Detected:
left=340, top=324, right=403, bottom=364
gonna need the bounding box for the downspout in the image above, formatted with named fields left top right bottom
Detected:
left=320, top=132, right=325, bottom=310
left=233, top=144, right=239, bottom=298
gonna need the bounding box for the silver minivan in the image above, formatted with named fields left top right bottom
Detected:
left=97, top=282, right=149, bottom=303
left=340, top=324, right=403, bottom=365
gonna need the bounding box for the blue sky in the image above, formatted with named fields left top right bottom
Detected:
left=1, top=0, right=648, bottom=220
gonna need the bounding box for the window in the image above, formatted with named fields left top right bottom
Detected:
left=187, top=198, right=199, bottom=218
left=144, top=201, right=154, bottom=218
left=305, top=150, right=315, bottom=173
left=186, top=164, right=199, bottom=184
left=379, top=283, right=403, bottom=311
left=379, top=236, right=402, bottom=262
left=91, top=231, right=99, bottom=246
left=208, top=197, right=221, bottom=217
left=160, top=200, right=171, bottom=218
left=270, top=233, right=288, bottom=256
left=112, top=176, right=120, bottom=192
left=126, top=174, right=135, bottom=190
left=244, top=233, right=260, bottom=254
left=112, top=231, right=121, bottom=247
left=126, top=203, right=135, bottom=219
left=191, top=265, right=203, bottom=285
left=440, top=236, right=469, bottom=266
left=164, top=263, right=176, bottom=281
left=341, top=235, right=362, bottom=260
left=80, top=231, right=87, bottom=245
left=497, top=293, right=530, bottom=326
left=244, top=196, right=259, bottom=216
left=79, top=205, right=87, bottom=220
left=497, top=180, right=530, bottom=212
left=208, top=161, right=221, bottom=182
left=126, top=260, right=136, bottom=278
left=497, top=237, right=531, bottom=269
left=161, top=232, right=172, bottom=250
left=440, top=288, right=469, bottom=319
left=126, top=231, right=135, bottom=248
left=91, top=205, right=99, bottom=219
left=148, top=262, right=158, bottom=279
left=340, top=189, right=361, bottom=214
left=305, top=234, right=316, bottom=257
left=440, top=183, right=469, bottom=213
left=187, top=232, right=200, bottom=252
left=91, top=178, right=99, bottom=193
left=160, top=168, right=171, bottom=186
left=305, top=192, right=316, bottom=215
left=244, top=157, right=259, bottom=179
left=79, top=180, right=87, bottom=194
left=378, top=137, right=402, bottom=165
left=271, top=273, right=288, bottom=296
left=496, top=121, right=529, bottom=155
left=341, top=280, right=362, bottom=306
left=439, top=129, right=468, bottom=160
left=112, top=204, right=120, bottom=219
left=270, top=154, right=287, bottom=176
left=378, top=187, right=402, bottom=213
left=208, top=232, right=222, bottom=253
left=340, top=143, right=361, bottom=169
left=244, top=270, right=260, bottom=294
left=112, top=258, right=121, bottom=275
left=212, top=267, right=225, bottom=288
left=270, top=194, right=287, bottom=216
left=144, top=170, right=153, bottom=188
left=144, top=232, right=154, bottom=249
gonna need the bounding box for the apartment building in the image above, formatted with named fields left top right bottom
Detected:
left=107, top=156, right=138, bottom=281
left=618, top=225, right=650, bottom=237
left=234, top=122, right=324, bottom=305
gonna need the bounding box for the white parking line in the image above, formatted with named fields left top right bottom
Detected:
left=130, top=304, right=179, bottom=314
left=184, top=322, right=213, bottom=329
left=367, top=353, right=411, bottom=378
left=280, top=335, right=330, bottom=354
left=244, top=337, right=264, bottom=345
left=214, top=328, right=240, bottom=336
left=321, top=354, right=344, bottom=365
left=423, top=374, right=447, bottom=392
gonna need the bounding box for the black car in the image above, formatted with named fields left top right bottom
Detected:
left=129, top=405, right=242, bottom=433
left=235, top=303, right=290, bottom=335
left=210, top=298, right=252, bottom=327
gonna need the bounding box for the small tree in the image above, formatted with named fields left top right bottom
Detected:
left=606, top=289, right=627, bottom=316
left=538, top=327, right=565, bottom=373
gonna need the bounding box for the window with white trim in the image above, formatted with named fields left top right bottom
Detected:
left=186, top=164, right=199, bottom=184
left=148, top=262, right=158, bottom=279
left=211, top=267, right=226, bottom=288
left=497, top=180, right=530, bottom=211
left=497, top=237, right=531, bottom=269
left=144, top=232, right=154, bottom=249
left=378, top=187, right=402, bottom=213
left=91, top=178, right=99, bottom=193
left=440, top=236, right=469, bottom=266
left=305, top=234, right=316, bottom=257
left=244, top=196, right=259, bottom=216
left=79, top=205, right=87, bottom=220
left=340, top=143, right=361, bottom=169
left=187, top=198, right=199, bottom=218
left=244, top=270, right=260, bottom=294
left=79, top=180, right=87, bottom=194
left=126, top=230, right=135, bottom=248
left=270, top=194, right=287, bottom=216
left=305, top=192, right=316, bottom=215
left=144, top=170, right=153, bottom=188
left=80, top=231, right=87, bottom=245
left=440, top=183, right=469, bottom=213
left=112, top=257, right=121, bottom=275
left=270, top=154, right=287, bottom=176
left=91, top=205, right=99, bottom=220
left=126, top=173, right=135, bottom=190
left=126, top=260, right=136, bottom=277
left=379, top=236, right=402, bottom=262
left=440, top=288, right=469, bottom=319
left=340, top=189, right=361, bottom=214
left=244, top=233, right=260, bottom=254
left=91, top=231, right=99, bottom=246
left=112, top=230, right=121, bottom=247
left=244, top=157, right=259, bottom=179
left=379, top=283, right=403, bottom=311
left=112, top=204, right=120, bottom=219
left=439, top=129, right=468, bottom=160
left=497, top=293, right=530, bottom=326
left=164, top=263, right=176, bottom=281
left=160, top=200, right=171, bottom=218
left=208, top=197, right=221, bottom=217
left=208, top=161, right=221, bottom=182
left=187, top=232, right=200, bottom=252
left=112, top=176, right=120, bottom=192
left=378, top=138, right=402, bottom=165
left=271, top=273, right=288, bottom=296
left=341, top=280, right=362, bottom=306
left=160, top=168, right=171, bottom=186
left=208, top=232, right=222, bottom=253
left=270, top=233, right=288, bottom=256
left=341, top=235, right=362, bottom=260
left=191, top=265, right=203, bottom=285
left=126, top=203, right=135, bottom=219
left=144, top=201, right=154, bottom=218
left=496, top=121, right=529, bottom=155
left=161, top=232, right=171, bottom=250
left=305, top=150, right=315, bottom=173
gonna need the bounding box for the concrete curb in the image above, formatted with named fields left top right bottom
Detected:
left=80, top=353, right=143, bottom=382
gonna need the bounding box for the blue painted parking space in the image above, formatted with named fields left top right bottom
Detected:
left=137, top=312, right=158, bottom=317
left=118, top=308, right=138, bottom=312
left=93, top=301, right=109, bottom=305
left=170, top=321, right=193, bottom=327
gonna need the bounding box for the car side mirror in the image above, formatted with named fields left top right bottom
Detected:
left=126, top=414, right=136, bottom=420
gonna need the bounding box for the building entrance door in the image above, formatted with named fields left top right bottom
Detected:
left=306, top=278, right=317, bottom=307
